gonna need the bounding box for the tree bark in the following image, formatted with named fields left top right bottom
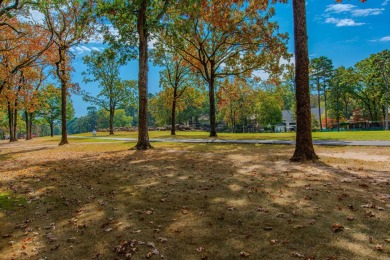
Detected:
left=25, top=111, right=31, bottom=140
left=7, top=102, right=17, bottom=142
left=317, top=80, right=322, bottom=131
left=171, top=88, right=177, bottom=136
left=29, top=113, right=33, bottom=139
left=134, top=0, right=152, bottom=150
left=291, top=0, right=318, bottom=162
left=324, top=88, right=328, bottom=129
left=56, top=48, right=69, bottom=145
left=209, top=70, right=217, bottom=137
left=109, top=107, right=114, bottom=135
left=50, top=123, right=54, bottom=137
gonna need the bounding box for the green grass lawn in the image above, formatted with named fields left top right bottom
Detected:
left=70, top=130, right=390, bottom=141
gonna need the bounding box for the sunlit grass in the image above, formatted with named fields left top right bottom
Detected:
left=0, top=193, right=26, bottom=210
left=70, top=130, right=390, bottom=141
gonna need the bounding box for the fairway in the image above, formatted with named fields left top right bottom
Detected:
left=71, top=130, right=390, bottom=141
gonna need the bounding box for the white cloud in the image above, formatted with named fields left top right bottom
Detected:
left=325, top=18, right=365, bottom=27
left=252, top=70, right=269, bottom=81
left=324, top=4, right=384, bottom=27
left=29, top=9, right=45, bottom=24
left=380, top=36, right=390, bottom=42
left=351, top=8, right=384, bottom=17
left=75, top=47, right=84, bottom=53
left=382, top=0, right=389, bottom=6
left=80, top=46, right=92, bottom=52
left=325, top=4, right=355, bottom=14
left=91, top=47, right=101, bottom=52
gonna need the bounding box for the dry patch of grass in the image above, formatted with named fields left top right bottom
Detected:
left=0, top=139, right=389, bottom=259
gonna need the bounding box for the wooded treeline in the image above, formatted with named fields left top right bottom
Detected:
left=1, top=0, right=387, bottom=162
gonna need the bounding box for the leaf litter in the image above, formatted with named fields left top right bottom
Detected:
left=0, top=140, right=389, bottom=259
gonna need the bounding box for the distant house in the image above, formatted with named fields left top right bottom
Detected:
left=275, top=108, right=321, bottom=132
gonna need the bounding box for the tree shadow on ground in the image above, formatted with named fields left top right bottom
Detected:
left=0, top=143, right=389, bottom=259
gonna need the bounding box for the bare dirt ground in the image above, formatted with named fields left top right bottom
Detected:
left=0, top=140, right=389, bottom=259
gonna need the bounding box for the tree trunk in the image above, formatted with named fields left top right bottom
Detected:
left=25, top=111, right=31, bottom=140
left=317, top=80, right=322, bottom=131
left=57, top=48, right=69, bottom=145
left=12, top=108, right=18, bottom=141
left=50, top=123, right=54, bottom=137
left=7, top=102, right=17, bottom=142
left=209, top=71, right=217, bottom=137
left=29, top=113, right=33, bottom=139
left=134, top=0, right=152, bottom=150
left=109, top=108, right=114, bottom=135
left=171, top=89, right=177, bottom=136
left=324, top=88, right=327, bottom=129
left=291, top=0, right=318, bottom=162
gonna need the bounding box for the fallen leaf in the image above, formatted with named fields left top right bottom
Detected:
left=147, top=242, right=155, bottom=248
left=240, top=251, right=250, bottom=257
left=291, top=252, right=305, bottom=258
left=361, top=203, right=375, bottom=208
left=269, top=239, right=278, bottom=245
left=157, top=237, right=168, bottom=243
left=331, top=224, right=344, bottom=232
left=374, top=244, right=383, bottom=251
left=196, top=247, right=204, bottom=252
left=384, top=239, right=390, bottom=243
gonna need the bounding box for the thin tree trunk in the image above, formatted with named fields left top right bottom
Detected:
left=57, top=48, right=69, bottom=145
left=12, top=108, right=18, bottom=141
left=25, top=111, right=31, bottom=140
left=324, top=88, right=327, bottom=129
left=109, top=108, right=114, bottom=135
left=50, top=123, right=54, bottom=137
left=28, top=113, right=33, bottom=139
left=209, top=70, right=217, bottom=137
left=171, top=89, right=177, bottom=136
left=317, top=80, right=322, bottom=131
left=135, top=0, right=152, bottom=149
left=291, top=0, right=318, bottom=162
left=8, top=102, right=16, bottom=142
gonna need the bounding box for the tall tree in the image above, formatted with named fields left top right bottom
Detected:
left=373, top=50, right=389, bottom=130
left=21, top=64, right=47, bottom=140
left=37, top=84, right=74, bottom=137
left=217, top=78, right=254, bottom=133
left=291, top=0, right=367, bottom=161
left=98, top=0, right=169, bottom=149
left=291, top=0, right=318, bottom=161
left=165, top=0, right=289, bottom=137
left=153, top=43, right=195, bottom=135
left=328, top=66, right=354, bottom=131
left=310, top=56, right=333, bottom=130
left=41, top=0, right=95, bottom=145
left=82, top=49, right=136, bottom=135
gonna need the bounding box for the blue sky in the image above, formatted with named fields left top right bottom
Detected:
left=70, top=0, right=390, bottom=117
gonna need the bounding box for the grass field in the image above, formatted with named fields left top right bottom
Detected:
left=70, top=130, right=390, bottom=141
left=0, top=138, right=389, bottom=259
